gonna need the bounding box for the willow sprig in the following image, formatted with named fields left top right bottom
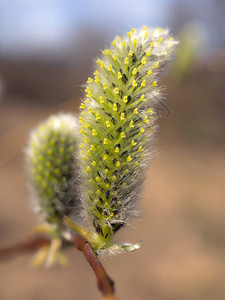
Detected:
left=26, top=113, right=78, bottom=266
left=65, top=26, right=177, bottom=254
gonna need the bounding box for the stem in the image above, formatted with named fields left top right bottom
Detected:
left=73, top=235, right=117, bottom=300
left=0, top=234, right=118, bottom=300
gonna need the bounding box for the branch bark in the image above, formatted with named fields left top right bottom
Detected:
left=0, top=235, right=118, bottom=300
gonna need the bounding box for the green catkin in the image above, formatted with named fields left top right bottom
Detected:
left=26, top=114, right=78, bottom=266
left=66, top=26, right=177, bottom=254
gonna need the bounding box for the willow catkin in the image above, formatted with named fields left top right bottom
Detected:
left=26, top=113, right=77, bottom=230
left=66, top=26, right=177, bottom=253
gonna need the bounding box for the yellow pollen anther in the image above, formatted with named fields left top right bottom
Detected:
left=129, top=120, right=134, bottom=128
left=124, top=57, right=129, bottom=65
left=133, top=108, right=138, bottom=114
left=122, top=40, right=126, bottom=48
left=84, top=137, right=89, bottom=143
left=102, top=49, right=111, bottom=55
left=147, top=69, right=152, bottom=76
left=141, top=57, right=146, bottom=65
left=132, top=80, right=137, bottom=87
left=80, top=103, right=86, bottom=109
left=93, top=70, right=99, bottom=76
left=120, top=113, right=125, bottom=120
left=112, top=175, right=117, bottom=181
left=131, top=140, right=137, bottom=146
left=92, top=161, right=97, bottom=166
left=150, top=41, right=155, bottom=47
left=116, top=161, right=120, bottom=167
left=141, top=80, right=146, bottom=87
left=80, top=129, right=85, bottom=134
left=100, top=62, right=105, bottom=69
left=113, top=104, right=117, bottom=111
left=138, top=146, right=143, bottom=151
left=96, top=177, right=100, bottom=182
left=95, top=76, right=100, bottom=82
left=103, top=83, right=107, bottom=90
left=132, top=68, right=137, bottom=76
left=92, top=129, right=97, bottom=136
left=133, top=38, right=137, bottom=46
left=87, top=77, right=93, bottom=83
left=103, top=138, right=108, bottom=145
left=154, top=63, right=159, bottom=68
left=96, top=59, right=102, bottom=65
left=114, top=87, right=119, bottom=95
left=152, top=80, right=157, bottom=87
left=147, top=107, right=154, bottom=114
left=95, top=113, right=101, bottom=120
left=144, top=116, right=149, bottom=123
left=146, top=50, right=151, bottom=56
left=115, top=147, right=120, bottom=153
left=86, top=166, right=91, bottom=172
left=108, top=64, right=113, bottom=71
left=106, top=121, right=111, bottom=127
left=127, top=31, right=132, bottom=38
left=139, top=128, right=145, bottom=134
left=112, top=40, right=117, bottom=47
left=140, top=94, right=145, bottom=101
left=90, top=145, right=96, bottom=151
left=105, top=183, right=110, bottom=188
left=87, top=91, right=93, bottom=98
left=128, top=50, right=133, bottom=56
left=103, top=155, right=108, bottom=160
left=127, top=156, right=132, bottom=162
left=131, top=28, right=136, bottom=33
left=88, top=108, right=93, bottom=114
left=105, top=169, right=109, bottom=174
left=144, top=31, right=148, bottom=39
left=96, top=189, right=100, bottom=195
left=118, top=72, right=122, bottom=79
left=99, top=96, right=105, bottom=104
left=123, top=96, right=128, bottom=103
left=113, top=54, right=118, bottom=61
left=120, top=132, right=126, bottom=138
left=134, top=162, right=139, bottom=166
left=157, top=37, right=162, bottom=43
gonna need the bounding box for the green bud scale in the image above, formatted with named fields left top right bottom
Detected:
left=26, top=113, right=77, bottom=230
left=67, top=26, right=177, bottom=253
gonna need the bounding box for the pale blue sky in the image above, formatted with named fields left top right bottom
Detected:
left=0, top=0, right=220, bottom=56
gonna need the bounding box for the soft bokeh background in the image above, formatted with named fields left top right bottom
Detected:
left=0, top=1, right=225, bottom=299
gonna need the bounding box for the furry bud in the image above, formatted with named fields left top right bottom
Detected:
left=66, top=26, right=177, bottom=253
left=26, top=113, right=78, bottom=228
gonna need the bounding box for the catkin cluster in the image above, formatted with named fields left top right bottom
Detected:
left=74, top=26, right=177, bottom=251
left=26, top=114, right=77, bottom=230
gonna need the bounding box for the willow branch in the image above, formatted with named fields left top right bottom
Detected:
left=0, top=234, right=118, bottom=300
left=0, top=235, right=50, bottom=260
left=73, top=235, right=117, bottom=300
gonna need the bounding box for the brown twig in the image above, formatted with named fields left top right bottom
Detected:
left=73, top=235, right=117, bottom=300
left=0, top=235, right=50, bottom=260
left=0, top=234, right=118, bottom=300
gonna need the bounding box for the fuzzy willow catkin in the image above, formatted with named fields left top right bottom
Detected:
left=26, top=113, right=77, bottom=230
left=66, top=26, right=177, bottom=253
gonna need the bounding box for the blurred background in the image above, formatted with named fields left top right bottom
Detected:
left=0, top=0, right=225, bottom=299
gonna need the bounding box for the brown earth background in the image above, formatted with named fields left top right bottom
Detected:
left=0, top=2, right=225, bottom=299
